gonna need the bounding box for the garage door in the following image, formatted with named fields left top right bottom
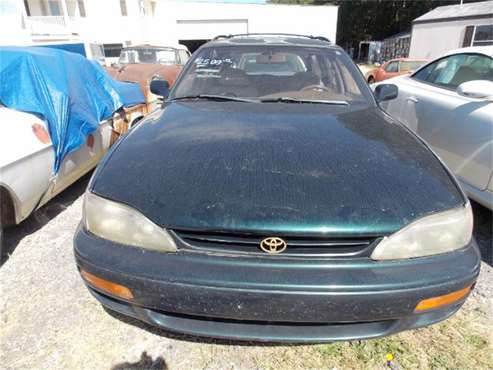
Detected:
left=176, top=19, right=248, bottom=40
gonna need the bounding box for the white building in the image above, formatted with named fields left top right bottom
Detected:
left=1, top=0, right=338, bottom=54
left=409, top=1, right=493, bottom=59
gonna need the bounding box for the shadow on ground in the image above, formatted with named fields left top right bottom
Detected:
left=0, top=172, right=91, bottom=268
left=111, top=351, right=168, bottom=370
left=471, top=200, right=492, bottom=266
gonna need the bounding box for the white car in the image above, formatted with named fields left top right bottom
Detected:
left=376, top=46, right=493, bottom=209
left=0, top=106, right=113, bottom=229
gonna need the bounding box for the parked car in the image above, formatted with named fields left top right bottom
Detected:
left=365, top=58, right=427, bottom=83
left=75, top=35, right=479, bottom=343
left=0, top=47, right=145, bottom=234
left=376, top=46, right=493, bottom=210
left=106, top=44, right=191, bottom=111
left=0, top=106, right=112, bottom=227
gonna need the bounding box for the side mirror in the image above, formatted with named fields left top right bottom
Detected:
left=374, top=84, right=398, bottom=103
left=150, top=79, right=170, bottom=99
left=456, top=80, right=493, bottom=100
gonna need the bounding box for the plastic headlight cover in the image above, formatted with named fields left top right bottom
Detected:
left=371, top=204, right=473, bottom=260
left=83, top=192, right=177, bottom=252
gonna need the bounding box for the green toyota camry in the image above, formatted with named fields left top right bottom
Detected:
left=74, top=34, right=480, bottom=342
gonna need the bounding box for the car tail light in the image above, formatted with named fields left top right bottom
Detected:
left=414, top=285, right=473, bottom=312
left=80, top=269, right=134, bottom=300
left=32, top=123, right=51, bottom=144
left=86, top=133, right=94, bottom=148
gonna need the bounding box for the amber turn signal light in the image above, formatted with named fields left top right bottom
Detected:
left=80, top=269, right=134, bottom=300
left=415, top=285, right=472, bottom=312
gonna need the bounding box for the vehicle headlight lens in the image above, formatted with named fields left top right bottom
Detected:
left=83, top=192, right=177, bottom=252
left=371, top=204, right=473, bottom=260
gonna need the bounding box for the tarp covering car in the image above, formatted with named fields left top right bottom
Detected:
left=0, top=46, right=145, bottom=171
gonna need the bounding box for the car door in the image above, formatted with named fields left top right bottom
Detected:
left=383, top=53, right=493, bottom=191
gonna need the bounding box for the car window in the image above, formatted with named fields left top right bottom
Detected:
left=384, top=61, right=399, bottom=73
left=472, top=25, right=493, bottom=46
left=171, top=45, right=373, bottom=104
left=119, top=48, right=176, bottom=64
left=413, top=53, right=493, bottom=89
left=89, top=43, right=106, bottom=64
left=400, top=60, right=426, bottom=71
left=155, top=50, right=176, bottom=64
left=178, top=50, right=190, bottom=65
left=238, top=52, right=307, bottom=76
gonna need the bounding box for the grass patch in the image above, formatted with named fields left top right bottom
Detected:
left=312, top=307, right=493, bottom=370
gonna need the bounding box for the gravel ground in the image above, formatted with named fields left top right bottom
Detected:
left=1, top=173, right=492, bottom=370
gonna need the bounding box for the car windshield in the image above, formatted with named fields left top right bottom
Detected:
left=400, top=60, right=426, bottom=71
left=171, top=45, right=372, bottom=104
left=119, top=48, right=176, bottom=64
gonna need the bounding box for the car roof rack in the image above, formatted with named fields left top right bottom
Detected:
left=212, top=33, right=331, bottom=43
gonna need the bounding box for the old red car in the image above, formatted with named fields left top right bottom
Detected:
left=106, top=44, right=190, bottom=111
left=366, top=58, right=427, bottom=83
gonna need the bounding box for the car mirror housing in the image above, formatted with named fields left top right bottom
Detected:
left=374, top=84, right=398, bottom=103
left=150, top=79, right=170, bottom=99
left=456, top=80, right=493, bottom=100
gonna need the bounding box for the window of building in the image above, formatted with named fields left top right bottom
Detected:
left=120, top=0, right=127, bottom=16
left=48, top=0, right=62, bottom=16
left=77, top=0, right=86, bottom=17
left=23, top=0, right=31, bottom=16
left=473, top=25, right=493, bottom=46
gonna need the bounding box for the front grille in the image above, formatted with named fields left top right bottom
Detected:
left=172, top=230, right=379, bottom=257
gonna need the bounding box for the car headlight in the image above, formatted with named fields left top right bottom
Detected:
left=371, top=203, right=473, bottom=260
left=83, top=192, right=177, bottom=252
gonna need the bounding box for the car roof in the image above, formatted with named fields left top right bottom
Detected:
left=123, top=44, right=188, bottom=51
left=442, top=45, right=493, bottom=58
left=204, top=34, right=337, bottom=49
left=391, top=58, right=427, bottom=62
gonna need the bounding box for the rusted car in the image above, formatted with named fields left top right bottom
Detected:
left=106, top=44, right=190, bottom=111
left=365, top=58, right=427, bottom=83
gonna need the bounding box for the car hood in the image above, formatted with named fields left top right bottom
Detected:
left=91, top=102, right=463, bottom=236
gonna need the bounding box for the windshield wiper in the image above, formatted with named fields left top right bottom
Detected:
left=169, top=95, right=257, bottom=103
left=259, top=97, right=349, bottom=106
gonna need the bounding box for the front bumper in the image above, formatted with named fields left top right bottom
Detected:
left=74, top=225, right=481, bottom=342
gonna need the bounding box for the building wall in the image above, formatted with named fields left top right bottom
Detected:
left=2, top=0, right=338, bottom=49
left=409, top=17, right=492, bottom=59
left=79, top=0, right=145, bottom=45
left=144, top=1, right=338, bottom=44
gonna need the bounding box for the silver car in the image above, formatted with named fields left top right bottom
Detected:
left=376, top=46, right=493, bottom=209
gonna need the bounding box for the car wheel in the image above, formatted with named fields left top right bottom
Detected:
left=367, top=76, right=375, bottom=84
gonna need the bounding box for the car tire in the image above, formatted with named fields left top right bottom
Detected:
left=367, top=76, right=375, bottom=84
left=0, top=187, right=15, bottom=228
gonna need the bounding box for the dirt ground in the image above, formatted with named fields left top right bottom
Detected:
left=1, top=173, right=492, bottom=370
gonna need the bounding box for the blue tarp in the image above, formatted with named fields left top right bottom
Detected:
left=0, top=46, right=145, bottom=172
